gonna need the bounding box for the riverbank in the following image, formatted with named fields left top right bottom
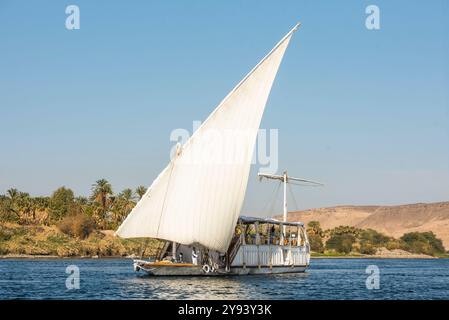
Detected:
left=2, top=254, right=445, bottom=260
left=311, top=247, right=445, bottom=259
left=0, top=223, right=159, bottom=258
left=311, top=254, right=444, bottom=259
left=0, top=254, right=140, bottom=259
left=1, top=222, right=447, bottom=259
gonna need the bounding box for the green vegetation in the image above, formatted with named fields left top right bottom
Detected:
left=400, top=232, right=445, bottom=256
left=49, top=187, right=75, bottom=223
left=1, top=181, right=446, bottom=258
left=0, top=222, right=158, bottom=257
left=326, top=233, right=356, bottom=254
left=306, top=221, right=324, bottom=253
left=306, top=221, right=446, bottom=257
left=0, top=180, right=155, bottom=257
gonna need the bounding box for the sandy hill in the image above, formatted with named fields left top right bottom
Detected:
left=285, top=201, right=449, bottom=249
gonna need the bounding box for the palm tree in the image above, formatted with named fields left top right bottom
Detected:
left=135, top=185, right=147, bottom=200
left=5, top=188, right=20, bottom=220
left=113, top=188, right=135, bottom=224
left=16, top=192, right=31, bottom=223
left=120, top=188, right=134, bottom=202
left=5, top=189, right=31, bottom=222
left=307, top=221, right=323, bottom=237
left=91, top=179, right=113, bottom=211
left=6, top=188, right=19, bottom=203
left=75, top=196, right=88, bottom=205
left=33, top=197, right=49, bottom=223
left=119, top=188, right=136, bottom=216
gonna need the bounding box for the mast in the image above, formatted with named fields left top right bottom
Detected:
left=283, top=171, right=288, bottom=235
left=283, top=171, right=288, bottom=223
left=258, top=171, right=323, bottom=236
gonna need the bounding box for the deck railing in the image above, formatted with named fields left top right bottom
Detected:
left=231, top=244, right=309, bottom=267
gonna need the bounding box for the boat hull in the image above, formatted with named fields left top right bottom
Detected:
left=230, top=265, right=307, bottom=275
left=134, top=260, right=308, bottom=276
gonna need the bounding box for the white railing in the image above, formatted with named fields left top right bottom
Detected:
left=231, top=244, right=309, bottom=267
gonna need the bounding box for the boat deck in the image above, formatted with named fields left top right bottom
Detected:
left=141, top=261, right=195, bottom=268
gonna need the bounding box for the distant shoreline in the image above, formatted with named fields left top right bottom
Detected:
left=2, top=222, right=447, bottom=260
left=311, top=255, right=442, bottom=259
left=1, top=253, right=446, bottom=260
left=0, top=254, right=137, bottom=260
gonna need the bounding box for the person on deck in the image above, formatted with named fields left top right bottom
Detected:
left=191, top=248, right=198, bottom=265
left=270, top=225, right=275, bottom=245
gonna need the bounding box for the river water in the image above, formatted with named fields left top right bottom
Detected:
left=0, top=258, right=448, bottom=299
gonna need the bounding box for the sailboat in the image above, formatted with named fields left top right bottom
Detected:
left=116, top=23, right=319, bottom=276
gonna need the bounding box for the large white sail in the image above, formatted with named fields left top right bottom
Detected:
left=116, top=24, right=299, bottom=252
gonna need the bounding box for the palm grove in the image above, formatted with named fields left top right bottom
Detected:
left=0, top=179, right=146, bottom=238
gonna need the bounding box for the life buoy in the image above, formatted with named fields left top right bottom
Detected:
left=202, top=264, right=210, bottom=273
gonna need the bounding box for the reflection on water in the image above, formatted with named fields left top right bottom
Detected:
left=114, top=273, right=310, bottom=300
left=0, top=258, right=448, bottom=299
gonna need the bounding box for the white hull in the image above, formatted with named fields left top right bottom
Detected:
left=134, top=243, right=310, bottom=276
left=229, top=265, right=307, bottom=275
left=134, top=261, right=308, bottom=276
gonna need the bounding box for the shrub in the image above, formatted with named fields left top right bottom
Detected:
left=386, top=240, right=401, bottom=250
left=360, top=242, right=376, bottom=255
left=308, top=234, right=324, bottom=253
left=400, top=232, right=445, bottom=256
left=48, top=187, right=74, bottom=222
left=360, top=229, right=391, bottom=246
left=329, top=226, right=362, bottom=238
left=0, top=197, right=19, bottom=223
left=58, top=213, right=95, bottom=239
left=0, top=245, right=8, bottom=255
left=307, top=221, right=323, bottom=237
left=0, top=227, right=13, bottom=241
left=326, top=234, right=356, bottom=254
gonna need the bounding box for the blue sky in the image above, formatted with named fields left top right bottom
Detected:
left=0, top=0, right=448, bottom=215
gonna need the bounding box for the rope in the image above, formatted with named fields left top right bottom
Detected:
left=261, top=181, right=282, bottom=217
left=287, top=182, right=300, bottom=212
left=140, top=238, right=150, bottom=259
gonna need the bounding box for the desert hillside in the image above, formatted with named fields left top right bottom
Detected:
left=285, top=201, right=449, bottom=249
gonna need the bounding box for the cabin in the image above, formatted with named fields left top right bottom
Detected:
left=227, top=216, right=310, bottom=272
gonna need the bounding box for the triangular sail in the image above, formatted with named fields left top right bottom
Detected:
left=116, top=24, right=299, bottom=252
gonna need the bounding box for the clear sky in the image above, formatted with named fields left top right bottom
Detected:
left=1, top=0, right=448, bottom=216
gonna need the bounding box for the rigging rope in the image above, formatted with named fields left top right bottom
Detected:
left=261, top=180, right=282, bottom=217
left=287, top=182, right=300, bottom=212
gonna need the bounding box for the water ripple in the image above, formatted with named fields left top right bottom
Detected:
left=0, top=258, right=448, bottom=299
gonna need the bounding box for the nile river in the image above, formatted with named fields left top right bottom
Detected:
left=0, top=258, right=448, bottom=299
